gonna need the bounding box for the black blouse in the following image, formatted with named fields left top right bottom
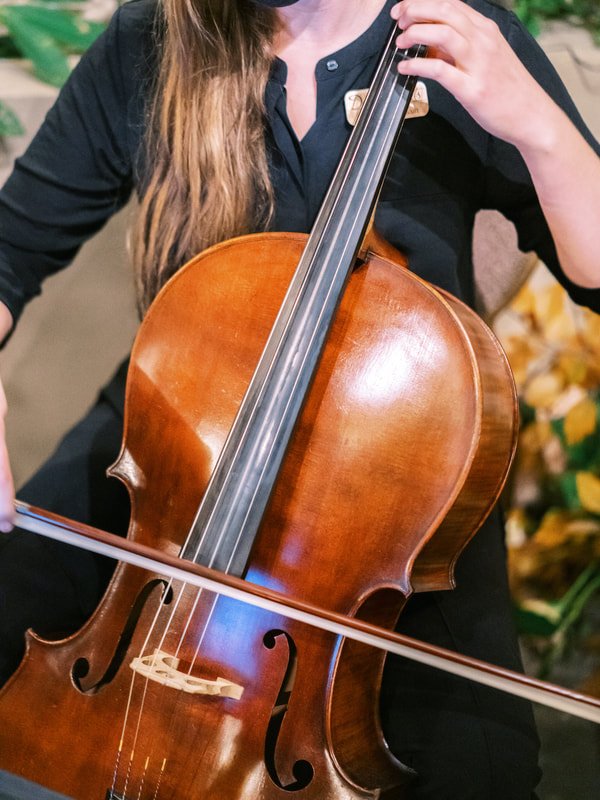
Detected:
left=0, top=0, right=599, bottom=328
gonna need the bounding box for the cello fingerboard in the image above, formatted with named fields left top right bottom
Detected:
left=181, top=35, right=426, bottom=577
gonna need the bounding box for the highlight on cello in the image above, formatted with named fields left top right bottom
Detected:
left=0, top=1, right=599, bottom=799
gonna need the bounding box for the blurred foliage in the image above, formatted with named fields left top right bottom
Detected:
left=496, top=271, right=600, bottom=678
left=513, top=0, right=600, bottom=44
left=499, top=4, right=600, bottom=680
left=0, top=95, right=24, bottom=135
left=0, top=1, right=109, bottom=136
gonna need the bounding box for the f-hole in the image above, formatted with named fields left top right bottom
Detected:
left=72, top=579, right=172, bottom=693
left=263, top=629, right=314, bottom=791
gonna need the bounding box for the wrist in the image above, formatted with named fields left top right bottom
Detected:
left=511, top=96, right=567, bottom=163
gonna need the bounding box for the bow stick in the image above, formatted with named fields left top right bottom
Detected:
left=13, top=500, right=600, bottom=725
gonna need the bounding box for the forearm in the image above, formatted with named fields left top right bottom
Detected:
left=392, top=0, right=600, bottom=293
left=517, top=100, right=600, bottom=290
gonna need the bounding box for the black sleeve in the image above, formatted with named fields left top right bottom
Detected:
left=0, top=0, right=152, bottom=327
left=481, top=6, right=600, bottom=314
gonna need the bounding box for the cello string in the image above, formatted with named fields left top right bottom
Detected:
left=185, top=593, right=219, bottom=671
left=110, top=513, right=226, bottom=792
left=111, top=514, right=235, bottom=791
left=209, top=40, right=419, bottom=584
left=123, top=30, right=420, bottom=704
left=166, top=24, right=411, bottom=588
left=151, top=759, right=167, bottom=800
left=123, top=27, right=416, bottom=684
left=178, top=32, right=414, bottom=595
left=110, top=577, right=190, bottom=796
left=134, top=756, right=149, bottom=800
left=170, top=37, right=417, bottom=680
left=111, top=39, right=420, bottom=788
left=116, top=34, right=425, bottom=794
left=110, top=609, right=167, bottom=796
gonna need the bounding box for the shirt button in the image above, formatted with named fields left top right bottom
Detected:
left=326, top=59, right=339, bottom=72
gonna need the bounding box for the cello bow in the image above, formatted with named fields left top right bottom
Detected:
left=14, top=500, right=600, bottom=725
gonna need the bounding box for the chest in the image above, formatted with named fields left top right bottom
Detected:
left=281, top=60, right=319, bottom=142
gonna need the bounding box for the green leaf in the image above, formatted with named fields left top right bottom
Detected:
left=514, top=604, right=558, bottom=636
left=0, top=35, right=20, bottom=58
left=0, top=7, right=70, bottom=87
left=514, top=0, right=600, bottom=42
left=519, top=399, right=536, bottom=427
left=565, top=435, right=600, bottom=470
left=550, top=415, right=565, bottom=442
left=514, top=564, right=600, bottom=681
left=0, top=99, right=25, bottom=137
left=558, top=471, right=581, bottom=510
left=5, top=7, right=105, bottom=52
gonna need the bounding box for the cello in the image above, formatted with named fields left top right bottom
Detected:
left=0, top=18, right=521, bottom=800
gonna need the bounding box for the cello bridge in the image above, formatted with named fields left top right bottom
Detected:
left=130, top=649, right=244, bottom=699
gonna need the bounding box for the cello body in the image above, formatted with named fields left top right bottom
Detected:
left=0, top=232, right=517, bottom=799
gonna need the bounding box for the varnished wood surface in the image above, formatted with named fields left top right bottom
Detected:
left=0, top=233, right=516, bottom=799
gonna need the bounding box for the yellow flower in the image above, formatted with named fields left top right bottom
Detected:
left=564, top=397, right=597, bottom=445
left=576, top=472, right=600, bottom=514
left=579, top=309, right=600, bottom=360
left=557, top=352, right=588, bottom=386
left=534, top=284, right=576, bottom=342
left=510, top=284, right=537, bottom=317
left=524, top=370, right=565, bottom=409
left=534, top=510, right=574, bottom=549
left=503, top=337, right=540, bottom=386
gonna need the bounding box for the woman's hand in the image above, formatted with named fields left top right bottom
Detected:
left=0, top=303, right=15, bottom=531
left=391, top=0, right=558, bottom=151
left=391, top=0, right=600, bottom=291
left=0, top=377, right=15, bottom=532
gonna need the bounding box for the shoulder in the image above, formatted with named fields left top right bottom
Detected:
left=111, top=0, right=159, bottom=34
left=69, top=0, right=159, bottom=117
left=102, top=0, right=159, bottom=74
left=75, top=0, right=159, bottom=91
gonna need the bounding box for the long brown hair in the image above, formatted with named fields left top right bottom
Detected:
left=131, top=0, right=277, bottom=312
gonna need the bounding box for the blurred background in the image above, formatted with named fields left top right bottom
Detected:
left=0, top=2, right=599, bottom=797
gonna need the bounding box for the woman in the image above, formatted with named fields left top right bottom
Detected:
left=0, top=0, right=599, bottom=797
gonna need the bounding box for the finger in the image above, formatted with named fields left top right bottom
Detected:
left=397, top=54, right=467, bottom=99
left=0, top=384, right=15, bottom=532
left=394, top=0, right=475, bottom=31
left=395, top=0, right=505, bottom=65
left=396, top=22, right=470, bottom=64
left=0, top=453, right=15, bottom=532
